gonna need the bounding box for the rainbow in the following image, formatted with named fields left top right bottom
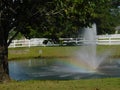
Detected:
left=56, top=58, right=98, bottom=73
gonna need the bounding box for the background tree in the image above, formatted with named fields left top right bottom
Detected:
left=27, top=0, right=118, bottom=37
left=95, top=0, right=120, bottom=34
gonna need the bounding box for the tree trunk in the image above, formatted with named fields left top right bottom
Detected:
left=0, top=46, right=10, bottom=82
left=0, top=1, right=10, bottom=82
left=0, top=27, right=10, bottom=82
left=0, top=30, right=10, bottom=82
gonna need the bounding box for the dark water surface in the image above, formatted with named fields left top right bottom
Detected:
left=9, top=58, right=120, bottom=81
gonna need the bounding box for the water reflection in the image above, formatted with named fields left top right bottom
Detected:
left=9, top=58, right=120, bottom=81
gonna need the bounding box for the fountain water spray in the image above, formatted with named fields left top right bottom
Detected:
left=75, top=23, right=105, bottom=72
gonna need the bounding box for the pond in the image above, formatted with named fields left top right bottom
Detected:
left=9, top=58, right=120, bottom=81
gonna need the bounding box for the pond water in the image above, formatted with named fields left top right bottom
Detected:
left=9, top=58, right=120, bottom=81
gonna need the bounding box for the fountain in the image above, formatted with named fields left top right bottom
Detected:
left=71, top=23, right=120, bottom=76
left=75, top=23, right=105, bottom=72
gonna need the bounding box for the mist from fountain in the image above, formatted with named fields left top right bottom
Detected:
left=75, top=23, right=107, bottom=72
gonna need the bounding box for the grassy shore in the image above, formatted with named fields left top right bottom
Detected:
left=0, top=78, right=120, bottom=90
left=8, top=45, right=120, bottom=60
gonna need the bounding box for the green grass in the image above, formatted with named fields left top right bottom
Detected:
left=8, top=45, right=120, bottom=60
left=8, top=46, right=79, bottom=60
left=0, top=78, right=120, bottom=90
left=97, top=45, right=120, bottom=58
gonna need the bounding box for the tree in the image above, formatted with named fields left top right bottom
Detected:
left=0, top=0, right=112, bottom=82
left=95, top=0, right=120, bottom=34
left=0, top=0, right=51, bottom=82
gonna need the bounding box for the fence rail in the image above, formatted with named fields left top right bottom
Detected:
left=9, top=38, right=58, bottom=48
left=9, top=39, right=31, bottom=48
left=97, top=34, right=120, bottom=45
left=8, top=34, right=120, bottom=48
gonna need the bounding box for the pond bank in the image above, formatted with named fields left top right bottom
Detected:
left=8, top=46, right=120, bottom=60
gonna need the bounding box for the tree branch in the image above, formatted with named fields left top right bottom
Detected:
left=2, top=0, right=17, bottom=14
left=7, top=30, right=19, bottom=46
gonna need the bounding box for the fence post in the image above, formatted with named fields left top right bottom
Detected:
left=109, top=37, right=111, bottom=45
left=13, top=40, right=16, bottom=48
left=28, top=40, right=31, bottom=48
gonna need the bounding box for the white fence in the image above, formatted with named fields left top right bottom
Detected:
left=9, top=39, right=31, bottom=48
left=97, top=34, right=120, bottom=45
left=8, top=34, right=120, bottom=48
left=9, top=38, right=57, bottom=48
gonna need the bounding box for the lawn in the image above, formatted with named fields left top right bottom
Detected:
left=0, top=78, right=120, bottom=90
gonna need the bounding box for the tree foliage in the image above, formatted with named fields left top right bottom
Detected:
left=21, top=0, right=113, bottom=38
left=95, top=0, right=120, bottom=34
